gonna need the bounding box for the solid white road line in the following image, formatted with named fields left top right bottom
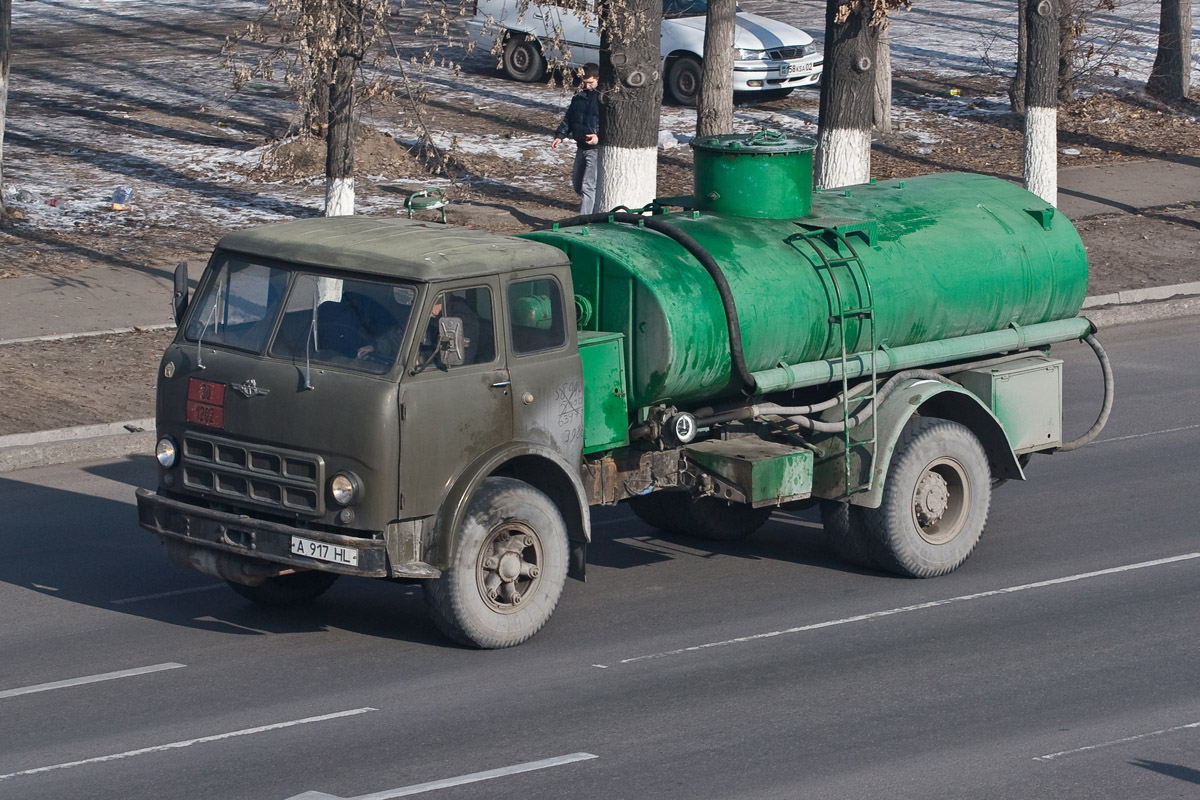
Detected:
left=603, top=553, right=1200, bottom=667
left=286, top=752, right=599, bottom=800
left=1034, top=720, right=1200, bottom=761
left=1097, top=423, right=1200, bottom=444
left=0, top=662, right=185, bottom=700
left=111, top=584, right=225, bottom=605
left=0, top=707, right=377, bottom=782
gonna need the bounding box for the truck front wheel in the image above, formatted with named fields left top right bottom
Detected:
left=629, top=491, right=772, bottom=541
left=425, top=477, right=568, bottom=648
left=861, top=417, right=992, bottom=578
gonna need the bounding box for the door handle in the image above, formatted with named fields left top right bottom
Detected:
left=491, top=380, right=512, bottom=388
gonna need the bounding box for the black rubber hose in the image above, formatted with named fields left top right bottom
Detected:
left=547, top=212, right=757, bottom=394
left=1057, top=334, right=1114, bottom=452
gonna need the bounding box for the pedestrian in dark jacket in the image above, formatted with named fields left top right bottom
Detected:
left=551, top=63, right=600, bottom=215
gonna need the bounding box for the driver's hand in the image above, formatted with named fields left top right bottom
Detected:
left=356, top=344, right=375, bottom=359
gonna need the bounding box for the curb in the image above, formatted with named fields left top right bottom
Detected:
left=0, top=419, right=156, bottom=473
left=2, top=284, right=1199, bottom=473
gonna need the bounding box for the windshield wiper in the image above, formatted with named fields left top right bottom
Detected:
left=303, top=283, right=318, bottom=390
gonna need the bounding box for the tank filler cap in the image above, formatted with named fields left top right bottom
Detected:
left=691, top=130, right=816, bottom=155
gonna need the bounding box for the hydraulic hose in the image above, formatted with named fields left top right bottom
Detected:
left=1057, top=334, right=1114, bottom=452
left=548, top=211, right=758, bottom=394
left=693, top=350, right=1044, bottom=434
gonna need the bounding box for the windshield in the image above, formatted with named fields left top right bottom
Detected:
left=184, top=253, right=418, bottom=375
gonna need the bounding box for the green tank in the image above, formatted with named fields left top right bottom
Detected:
left=524, top=133, right=1088, bottom=408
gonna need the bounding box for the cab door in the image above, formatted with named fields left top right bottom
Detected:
left=398, top=279, right=512, bottom=518
left=505, top=272, right=584, bottom=465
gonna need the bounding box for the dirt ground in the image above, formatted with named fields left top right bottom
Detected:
left=2, top=64, right=1198, bottom=436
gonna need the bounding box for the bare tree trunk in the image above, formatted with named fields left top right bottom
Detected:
left=594, top=0, right=662, bottom=212
left=697, top=0, right=735, bottom=137
left=1147, top=0, right=1193, bottom=99
left=1010, top=0, right=1028, bottom=113
left=325, top=51, right=357, bottom=216
left=1025, top=0, right=1059, bottom=205
left=872, top=22, right=892, bottom=135
left=0, top=0, right=10, bottom=211
left=817, top=0, right=879, bottom=189
left=1057, top=0, right=1075, bottom=102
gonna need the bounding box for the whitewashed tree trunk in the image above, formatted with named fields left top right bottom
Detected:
left=325, top=176, right=355, bottom=216
left=1024, top=0, right=1059, bottom=206
left=816, top=0, right=879, bottom=189
left=595, top=0, right=661, bottom=212
left=595, top=146, right=657, bottom=211
left=817, top=128, right=872, bottom=189
left=1023, top=107, right=1057, bottom=205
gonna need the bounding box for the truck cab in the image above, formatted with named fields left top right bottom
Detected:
left=137, top=217, right=590, bottom=647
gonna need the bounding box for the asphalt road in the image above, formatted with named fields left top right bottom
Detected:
left=2, top=318, right=1198, bottom=800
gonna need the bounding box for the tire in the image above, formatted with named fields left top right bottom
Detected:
left=860, top=417, right=992, bottom=578
left=819, top=500, right=881, bottom=570
left=666, top=55, right=703, bottom=106
left=425, top=477, right=568, bottom=648
left=629, top=491, right=772, bottom=541
left=226, top=571, right=340, bottom=607
left=502, top=35, right=546, bottom=83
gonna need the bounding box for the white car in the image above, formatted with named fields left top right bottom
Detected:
left=465, top=0, right=823, bottom=105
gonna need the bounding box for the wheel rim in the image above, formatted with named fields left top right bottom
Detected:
left=673, top=64, right=699, bottom=101
left=511, top=45, right=531, bottom=72
left=476, top=521, right=543, bottom=614
left=910, top=457, right=970, bottom=545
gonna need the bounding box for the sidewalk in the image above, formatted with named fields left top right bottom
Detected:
left=3, top=159, right=1200, bottom=470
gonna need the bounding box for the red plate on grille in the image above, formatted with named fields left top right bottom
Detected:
left=187, top=379, right=225, bottom=428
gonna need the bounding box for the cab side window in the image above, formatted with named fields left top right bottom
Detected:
left=508, top=278, right=566, bottom=355
left=421, top=286, right=496, bottom=367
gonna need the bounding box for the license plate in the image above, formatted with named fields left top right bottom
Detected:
left=290, top=536, right=359, bottom=566
left=781, top=62, right=813, bottom=77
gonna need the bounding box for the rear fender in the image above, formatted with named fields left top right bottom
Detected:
left=815, top=379, right=1023, bottom=508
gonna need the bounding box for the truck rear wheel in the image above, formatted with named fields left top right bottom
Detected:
left=629, top=491, right=772, bottom=541
left=226, top=571, right=340, bottom=607
left=860, top=417, right=991, bottom=578
left=819, top=501, right=881, bottom=570
left=425, top=477, right=568, bottom=648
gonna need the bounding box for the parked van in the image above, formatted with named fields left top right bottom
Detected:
left=465, top=0, right=822, bottom=105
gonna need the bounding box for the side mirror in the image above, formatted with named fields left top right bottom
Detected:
left=172, top=261, right=189, bottom=326
left=437, top=316, right=466, bottom=367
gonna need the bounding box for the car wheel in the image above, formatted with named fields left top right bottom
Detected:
left=666, top=55, right=703, bottom=106
left=502, top=35, right=546, bottom=83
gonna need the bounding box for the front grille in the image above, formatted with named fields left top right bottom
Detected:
left=182, top=433, right=324, bottom=516
left=768, top=45, right=815, bottom=61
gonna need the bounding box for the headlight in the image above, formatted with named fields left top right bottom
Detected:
left=156, top=437, right=177, bottom=468
left=735, top=48, right=768, bottom=61
left=330, top=472, right=362, bottom=506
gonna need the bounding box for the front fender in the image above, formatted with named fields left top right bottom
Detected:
left=813, top=379, right=1023, bottom=508
left=430, top=440, right=590, bottom=569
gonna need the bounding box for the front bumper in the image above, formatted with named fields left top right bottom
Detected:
left=136, top=488, right=390, bottom=579
left=733, top=59, right=823, bottom=91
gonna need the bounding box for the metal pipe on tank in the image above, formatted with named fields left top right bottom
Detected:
left=751, top=317, right=1094, bottom=394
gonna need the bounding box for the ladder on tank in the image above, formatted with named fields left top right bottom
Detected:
left=796, top=228, right=879, bottom=497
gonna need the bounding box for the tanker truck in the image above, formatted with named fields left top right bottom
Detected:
left=136, top=132, right=1113, bottom=648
